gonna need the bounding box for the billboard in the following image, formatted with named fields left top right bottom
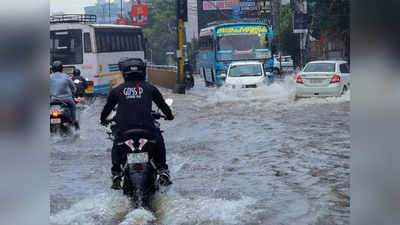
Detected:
left=132, top=5, right=148, bottom=25
left=116, top=18, right=128, bottom=25
left=293, top=12, right=310, bottom=33
left=203, top=0, right=234, bottom=10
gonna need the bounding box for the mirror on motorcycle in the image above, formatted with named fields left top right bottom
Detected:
left=165, top=98, right=173, bottom=106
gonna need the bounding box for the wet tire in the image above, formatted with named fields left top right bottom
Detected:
left=341, top=85, right=348, bottom=95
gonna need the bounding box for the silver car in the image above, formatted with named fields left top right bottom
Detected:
left=295, top=60, right=350, bottom=98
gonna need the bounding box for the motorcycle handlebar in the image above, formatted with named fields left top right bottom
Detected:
left=151, top=111, right=166, bottom=120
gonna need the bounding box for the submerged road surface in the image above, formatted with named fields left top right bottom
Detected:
left=50, top=75, right=350, bottom=225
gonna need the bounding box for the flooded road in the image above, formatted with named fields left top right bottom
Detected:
left=50, top=75, right=350, bottom=225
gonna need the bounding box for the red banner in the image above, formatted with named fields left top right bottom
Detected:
left=116, top=18, right=128, bottom=25
left=132, top=5, right=148, bottom=25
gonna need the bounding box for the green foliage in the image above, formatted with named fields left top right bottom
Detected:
left=185, top=38, right=199, bottom=68
left=273, top=4, right=300, bottom=64
left=308, top=0, right=350, bottom=38
left=142, top=0, right=177, bottom=65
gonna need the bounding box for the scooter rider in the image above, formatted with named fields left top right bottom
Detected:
left=100, top=58, right=174, bottom=189
left=71, top=68, right=88, bottom=97
left=50, top=61, right=80, bottom=130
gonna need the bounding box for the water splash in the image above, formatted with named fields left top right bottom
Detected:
left=50, top=192, right=130, bottom=225
left=153, top=193, right=257, bottom=225
left=118, top=208, right=155, bottom=225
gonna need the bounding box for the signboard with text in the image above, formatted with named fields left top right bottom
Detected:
left=132, top=5, right=148, bottom=25
left=203, top=0, right=233, bottom=10
left=116, top=18, right=128, bottom=25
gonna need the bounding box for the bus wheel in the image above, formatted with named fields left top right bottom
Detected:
left=203, top=74, right=211, bottom=87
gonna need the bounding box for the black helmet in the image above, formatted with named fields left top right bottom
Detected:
left=51, top=61, right=63, bottom=73
left=73, top=68, right=81, bottom=76
left=118, top=58, right=146, bottom=81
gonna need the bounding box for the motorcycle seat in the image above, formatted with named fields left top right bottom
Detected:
left=118, top=129, right=158, bottom=143
left=50, top=99, right=68, bottom=107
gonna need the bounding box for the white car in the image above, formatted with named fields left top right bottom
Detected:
left=295, top=60, right=350, bottom=98
left=224, top=61, right=269, bottom=88
left=274, top=55, right=294, bottom=73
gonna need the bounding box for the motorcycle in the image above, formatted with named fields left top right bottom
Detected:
left=72, top=78, right=87, bottom=105
left=105, top=99, right=174, bottom=208
left=184, top=71, right=194, bottom=90
left=50, top=99, right=73, bottom=135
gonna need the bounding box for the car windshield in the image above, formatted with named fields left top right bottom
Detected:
left=304, top=63, right=336, bottom=72
left=228, top=64, right=263, bottom=77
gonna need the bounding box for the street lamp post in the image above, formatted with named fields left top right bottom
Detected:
left=120, top=0, right=123, bottom=18
left=109, top=0, right=111, bottom=23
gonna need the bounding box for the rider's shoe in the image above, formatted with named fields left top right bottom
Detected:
left=111, top=176, right=121, bottom=190
left=157, top=169, right=172, bottom=186
left=73, top=121, right=80, bottom=130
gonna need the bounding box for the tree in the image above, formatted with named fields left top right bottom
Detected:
left=273, top=4, right=301, bottom=65
left=308, top=0, right=350, bottom=39
left=142, top=0, right=177, bottom=65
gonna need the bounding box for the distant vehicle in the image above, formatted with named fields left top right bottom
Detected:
left=295, top=60, right=350, bottom=98
left=199, top=21, right=274, bottom=87
left=224, top=61, right=269, bottom=89
left=273, top=55, right=294, bottom=74
left=50, top=14, right=146, bottom=94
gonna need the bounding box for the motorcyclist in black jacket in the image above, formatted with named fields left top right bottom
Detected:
left=100, top=58, right=174, bottom=189
left=71, top=68, right=88, bottom=97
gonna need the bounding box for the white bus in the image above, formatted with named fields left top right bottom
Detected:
left=50, top=14, right=145, bottom=94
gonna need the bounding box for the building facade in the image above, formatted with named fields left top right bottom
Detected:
left=84, top=0, right=131, bottom=24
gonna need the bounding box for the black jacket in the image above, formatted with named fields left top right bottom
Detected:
left=100, top=80, right=174, bottom=132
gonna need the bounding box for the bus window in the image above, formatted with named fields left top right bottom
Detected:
left=200, top=36, right=212, bottom=50
left=95, top=28, right=143, bottom=52
left=119, top=34, right=125, bottom=51
left=50, top=29, right=83, bottom=65
left=84, top=33, right=92, bottom=53
left=138, top=34, right=143, bottom=51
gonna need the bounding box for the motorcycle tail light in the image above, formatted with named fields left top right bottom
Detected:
left=50, top=110, right=60, bottom=118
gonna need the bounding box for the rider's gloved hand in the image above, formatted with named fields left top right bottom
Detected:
left=165, top=114, right=174, bottom=121
left=100, top=120, right=108, bottom=126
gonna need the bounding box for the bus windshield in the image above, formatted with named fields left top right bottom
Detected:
left=50, top=29, right=83, bottom=65
left=215, top=25, right=271, bottom=61
left=217, top=34, right=267, bottom=51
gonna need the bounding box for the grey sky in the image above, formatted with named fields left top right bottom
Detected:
left=50, top=0, right=100, bottom=14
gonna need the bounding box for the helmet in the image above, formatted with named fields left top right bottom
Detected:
left=73, top=68, right=81, bottom=76
left=51, top=61, right=63, bottom=73
left=118, top=58, right=146, bottom=81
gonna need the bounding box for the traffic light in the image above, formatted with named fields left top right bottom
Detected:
left=177, top=0, right=188, bottom=22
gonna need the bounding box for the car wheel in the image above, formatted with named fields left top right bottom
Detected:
left=341, top=85, right=348, bottom=95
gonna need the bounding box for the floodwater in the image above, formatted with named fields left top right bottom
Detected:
left=50, top=74, right=350, bottom=225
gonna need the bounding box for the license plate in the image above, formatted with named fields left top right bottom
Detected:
left=127, top=152, right=149, bottom=163
left=310, top=79, right=323, bottom=84
left=85, top=86, right=94, bottom=94
left=50, top=118, right=61, bottom=124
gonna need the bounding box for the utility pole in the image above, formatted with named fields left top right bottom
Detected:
left=109, top=0, right=111, bottom=23
left=174, top=0, right=188, bottom=94
left=120, top=0, right=123, bottom=18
